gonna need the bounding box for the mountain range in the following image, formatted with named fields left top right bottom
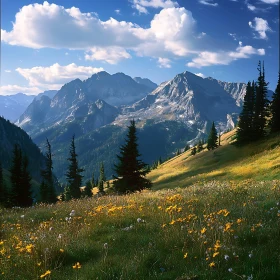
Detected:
left=15, top=70, right=274, bottom=182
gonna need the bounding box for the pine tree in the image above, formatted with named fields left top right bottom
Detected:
left=40, top=139, right=57, bottom=203
left=253, top=61, right=269, bottom=139
left=91, top=172, right=96, bottom=188
left=191, top=146, right=197, bottom=155
left=113, top=120, right=151, bottom=193
left=97, top=162, right=106, bottom=194
left=0, top=162, right=8, bottom=207
left=9, top=144, right=22, bottom=206
left=65, top=135, right=84, bottom=199
left=270, top=73, right=280, bottom=133
left=236, top=81, right=255, bottom=144
left=19, top=156, right=33, bottom=207
left=207, top=122, right=218, bottom=150
left=184, top=144, right=190, bottom=152
left=197, top=140, right=203, bottom=152
left=83, top=181, right=93, bottom=197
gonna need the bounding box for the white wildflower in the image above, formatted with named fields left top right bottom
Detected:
left=224, top=255, right=229, bottom=260
left=137, top=218, right=142, bottom=223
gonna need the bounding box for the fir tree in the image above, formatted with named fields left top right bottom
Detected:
left=253, top=61, right=269, bottom=139
left=191, top=146, right=197, bottom=156
left=65, top=135, right=84, bottom=199
left=236, top=81, right=255, bottom=144
left=19, top=156, right=33, bottom=207
left=197, top=140, right=203, bottom=153
left=184, top=144, right=190, bottom=152
left=270, top=73, right=280, bottom=133
left=83, top=181, right=93, bottom=197
left=40, top=139, right=57, bottom=203
left=97, top=162, right=106, bottom=194
left=113, top=120, right=151, bottom=193
left=91, top=172, right=96, bottom=188
left=9, top=144, right=22, bottom=206
left=0, top=162, right=8, bottom=207
left=207, top=122, right=218, bottom=150
left=176, top=149, right=181, bottom=156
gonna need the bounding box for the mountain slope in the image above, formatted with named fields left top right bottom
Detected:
left=148, top=129, right=280, bottom=190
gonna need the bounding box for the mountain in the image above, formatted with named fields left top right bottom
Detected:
left=16, top=70, right=274, bottom=182
left=0, top=93, right=35, bottom=121
left=133, top=77, right=158, bottom=91
left=17, top=72, right=153, bottom=135
left=0, top=116, right=46, bottom=181
left=34, top=90, right=58, bottom=100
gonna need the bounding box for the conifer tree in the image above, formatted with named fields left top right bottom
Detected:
left=184, top=144, right=190, bottom=152
left=197, top=140, right=203, bottom=152
left=191, top=146, right=197, bottom=156
left=236, top=81, right=255, bottom=144
left=97, top=162, right=106, bottom=194
left=40, top=139, right=57, bottom=203
left=91, top=172, right=96, bottom=188
left=65, top=135, right=84, bottom=199
left=0, top=162, right=7, bottom=207
left=253, top=61, right=269, bottom=139
left=19, top=156, right=33, bottom=207
left=270, top=73, right=280, bottom=133
left=9, top=144, right=22, bottom=206
left=207, top=122, right=218, bottom=150
left=113, top=120, right=151, bottom=193
left=83, top=181, right=93, bottom=197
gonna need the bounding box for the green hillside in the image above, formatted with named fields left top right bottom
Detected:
left=148, top=130, right=280, bottom=190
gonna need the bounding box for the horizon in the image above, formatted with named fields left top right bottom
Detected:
left=1, top=0, right=279, bottom=96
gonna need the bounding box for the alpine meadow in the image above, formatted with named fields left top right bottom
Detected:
left=0, top=0, right=279, bottom=279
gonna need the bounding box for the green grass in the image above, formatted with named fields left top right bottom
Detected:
left=1, top=131, right=280, bottom=279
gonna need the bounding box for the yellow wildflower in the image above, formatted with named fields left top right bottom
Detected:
left=201, top=227, right=207, bottom=234
left=73, top=262, right=82, bottom=269
left=213, top=252, right=219, bottom=258
left=40, top=270, right=51, bottom=278
left=184, top=252, right=188, bottom=259
left=209, top=262, right=215, bottom=268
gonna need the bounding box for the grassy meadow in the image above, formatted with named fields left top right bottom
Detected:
left=1, top=131, right=280, bottom=279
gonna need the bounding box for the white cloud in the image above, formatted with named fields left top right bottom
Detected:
left=197, top=32, right=206, bottom=39
left=187, top=44, right=265, bottom=68
left=249, top=17, right=272, bottom=39
left=260, top=0, right=279, bottom=4
left=85, top=47, right=131, bottom=64
left=247, top=4, right=257, bottom=11
left=228, top=33, right=237, bottom=40
left=195, top=73, right=205, bottom=78
left=5, top=70, right=11, bottom=73
left=131, top=0, right=178, bottom=14
left=158, top=57, right=171, bottom=68
left=16, top=63, right=104, bottom=88
left=199, top=0, right=218, bottom=7
left=115, top=9, right=121, bottom=14
left=0, top=85, right=41, bottom=95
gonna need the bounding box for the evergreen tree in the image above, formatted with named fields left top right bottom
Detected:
left=83, top=181, right=93, bottom=197
left=91, top=172, right=96, bottom=188
left=40, top=139, right=57, bottom=203
left=197, top=140, right=203, bottom=152
left=9, top=144, right=22, bottom=206
left=253, top=61, right=269, bottom=139
left=64, top=186, right=71, bottom=201
left=184, top=144, right=190, bottom=152
left=207, top=122, right=218, bottom=150
left=176, top=149, right=181, bottom=156
left=19, top=156, right=33, bottom=207
left=270, top=73, right=280, bottom=133
left=65, top=135, right=84, bottom=199
left=191, top=146, right=197, bottom=156
left=236, top=81, right=255, bottom=144
left=0, top=162, right=8, bottom=207
left=97, top=162, right=106, bottom=194
left=113, top=120, right=151, bottom=193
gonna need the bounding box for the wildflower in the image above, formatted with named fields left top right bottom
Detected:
left=104, top=243, right=108, bottom=249
left=72, top=262, right=81, bottom=269
left=59, top=249, right=64, bottom=253
left=249, top=253, right=253, bottom=258
left=184, top=252, right=188, bottom=259
left=228, top=268, right=233, bottom=272
left=70, top=210, right=75, bottom=217
left=58, top=234, right=62, bottom=239
left=213, top=252, right=219, bottom=258
left=49, top=227, right=53, bottom=231
left=162, top=224, right=167, bottom=228
left=40, top=270, right=51, bottom=278
left=247, top=274, right=253, bottom=280
left=137, top=218, right=142, bottom=223
left=169, top=220, right=176, bottom=225
left=224, top=255, right=229, bottom=260
left=20, top=215, right=25, bottom=219
left=201, top=227, right=207, bottom=234
left=209, top=262, right=215, bottom=268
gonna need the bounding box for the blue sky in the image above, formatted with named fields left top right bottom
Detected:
left=1, top=0, right=279, bottom=95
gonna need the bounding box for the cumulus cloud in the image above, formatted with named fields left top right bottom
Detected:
left=249, top=17, right=272, bottom=39
left=16, top=63, right=104, bottom=88
left=195, top=73, right=205, bottom=78
left=85, top=47, right=131, bottom=64
left=0, top=85, right=42, bottom=96
left=158, top=57, right=171, bottom=68
left=260, top=0, right=279, bottom=3
left=131, top=0, right=178, bottom=14
left=187, top=44, right=265, bottom=68
left=199, top=0, right=218, bottom=7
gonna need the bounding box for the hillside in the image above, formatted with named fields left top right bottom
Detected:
left=148, top=130, right=280, bottom=189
